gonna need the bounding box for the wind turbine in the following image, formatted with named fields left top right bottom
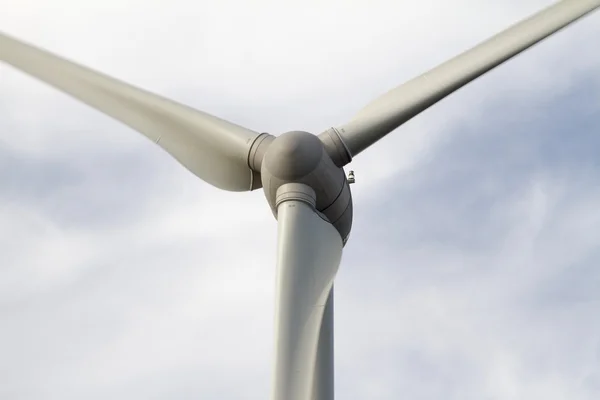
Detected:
left=1, top=1, right=599, bottom=399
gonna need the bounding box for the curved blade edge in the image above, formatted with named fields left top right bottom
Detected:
left=272, top=200, right=343, bottom=400
left=337, top=0, right=600, bottom=157
left=0, top=32, right=261, bottom=191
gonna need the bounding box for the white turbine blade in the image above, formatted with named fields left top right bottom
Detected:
left=272, top=191, right=343, bottom=400
left=0, top=32, right=262, bottom=191
left=336, top=0, right=600, bottom=157
left=311, top=289, right=335, bottom=400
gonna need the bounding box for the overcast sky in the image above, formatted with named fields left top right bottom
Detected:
left=1, top=1, right=600, bottom=399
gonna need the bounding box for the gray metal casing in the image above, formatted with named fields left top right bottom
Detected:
left=260, top=131, right=353, bottom=243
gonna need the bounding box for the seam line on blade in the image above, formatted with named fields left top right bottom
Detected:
left=330, top=127, right=353, bottom=160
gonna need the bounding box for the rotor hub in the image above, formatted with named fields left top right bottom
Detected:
left=264, top=131, right=323, bottom=181
left=261, top=131, right=353, bottom=243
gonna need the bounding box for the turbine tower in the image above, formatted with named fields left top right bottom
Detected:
left=1, top=1, right=599, bottom=399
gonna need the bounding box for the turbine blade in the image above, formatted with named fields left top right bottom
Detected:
left=335, top=0, right=600, bottom=157
left=0, top=32, right=262, bottom=191
left=272, top=186, right=343, bottom=400
left=311, top=288, right=335, bottom=400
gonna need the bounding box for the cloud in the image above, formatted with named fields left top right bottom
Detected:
left=1, top=1, right=600, bottom=399
left=335, top=77, right=600, bottom=399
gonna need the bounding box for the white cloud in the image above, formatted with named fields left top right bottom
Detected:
left=1, top=0, right=600, bottom=399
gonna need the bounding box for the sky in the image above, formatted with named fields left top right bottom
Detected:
left=1, top=0, right=600, bottom=399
